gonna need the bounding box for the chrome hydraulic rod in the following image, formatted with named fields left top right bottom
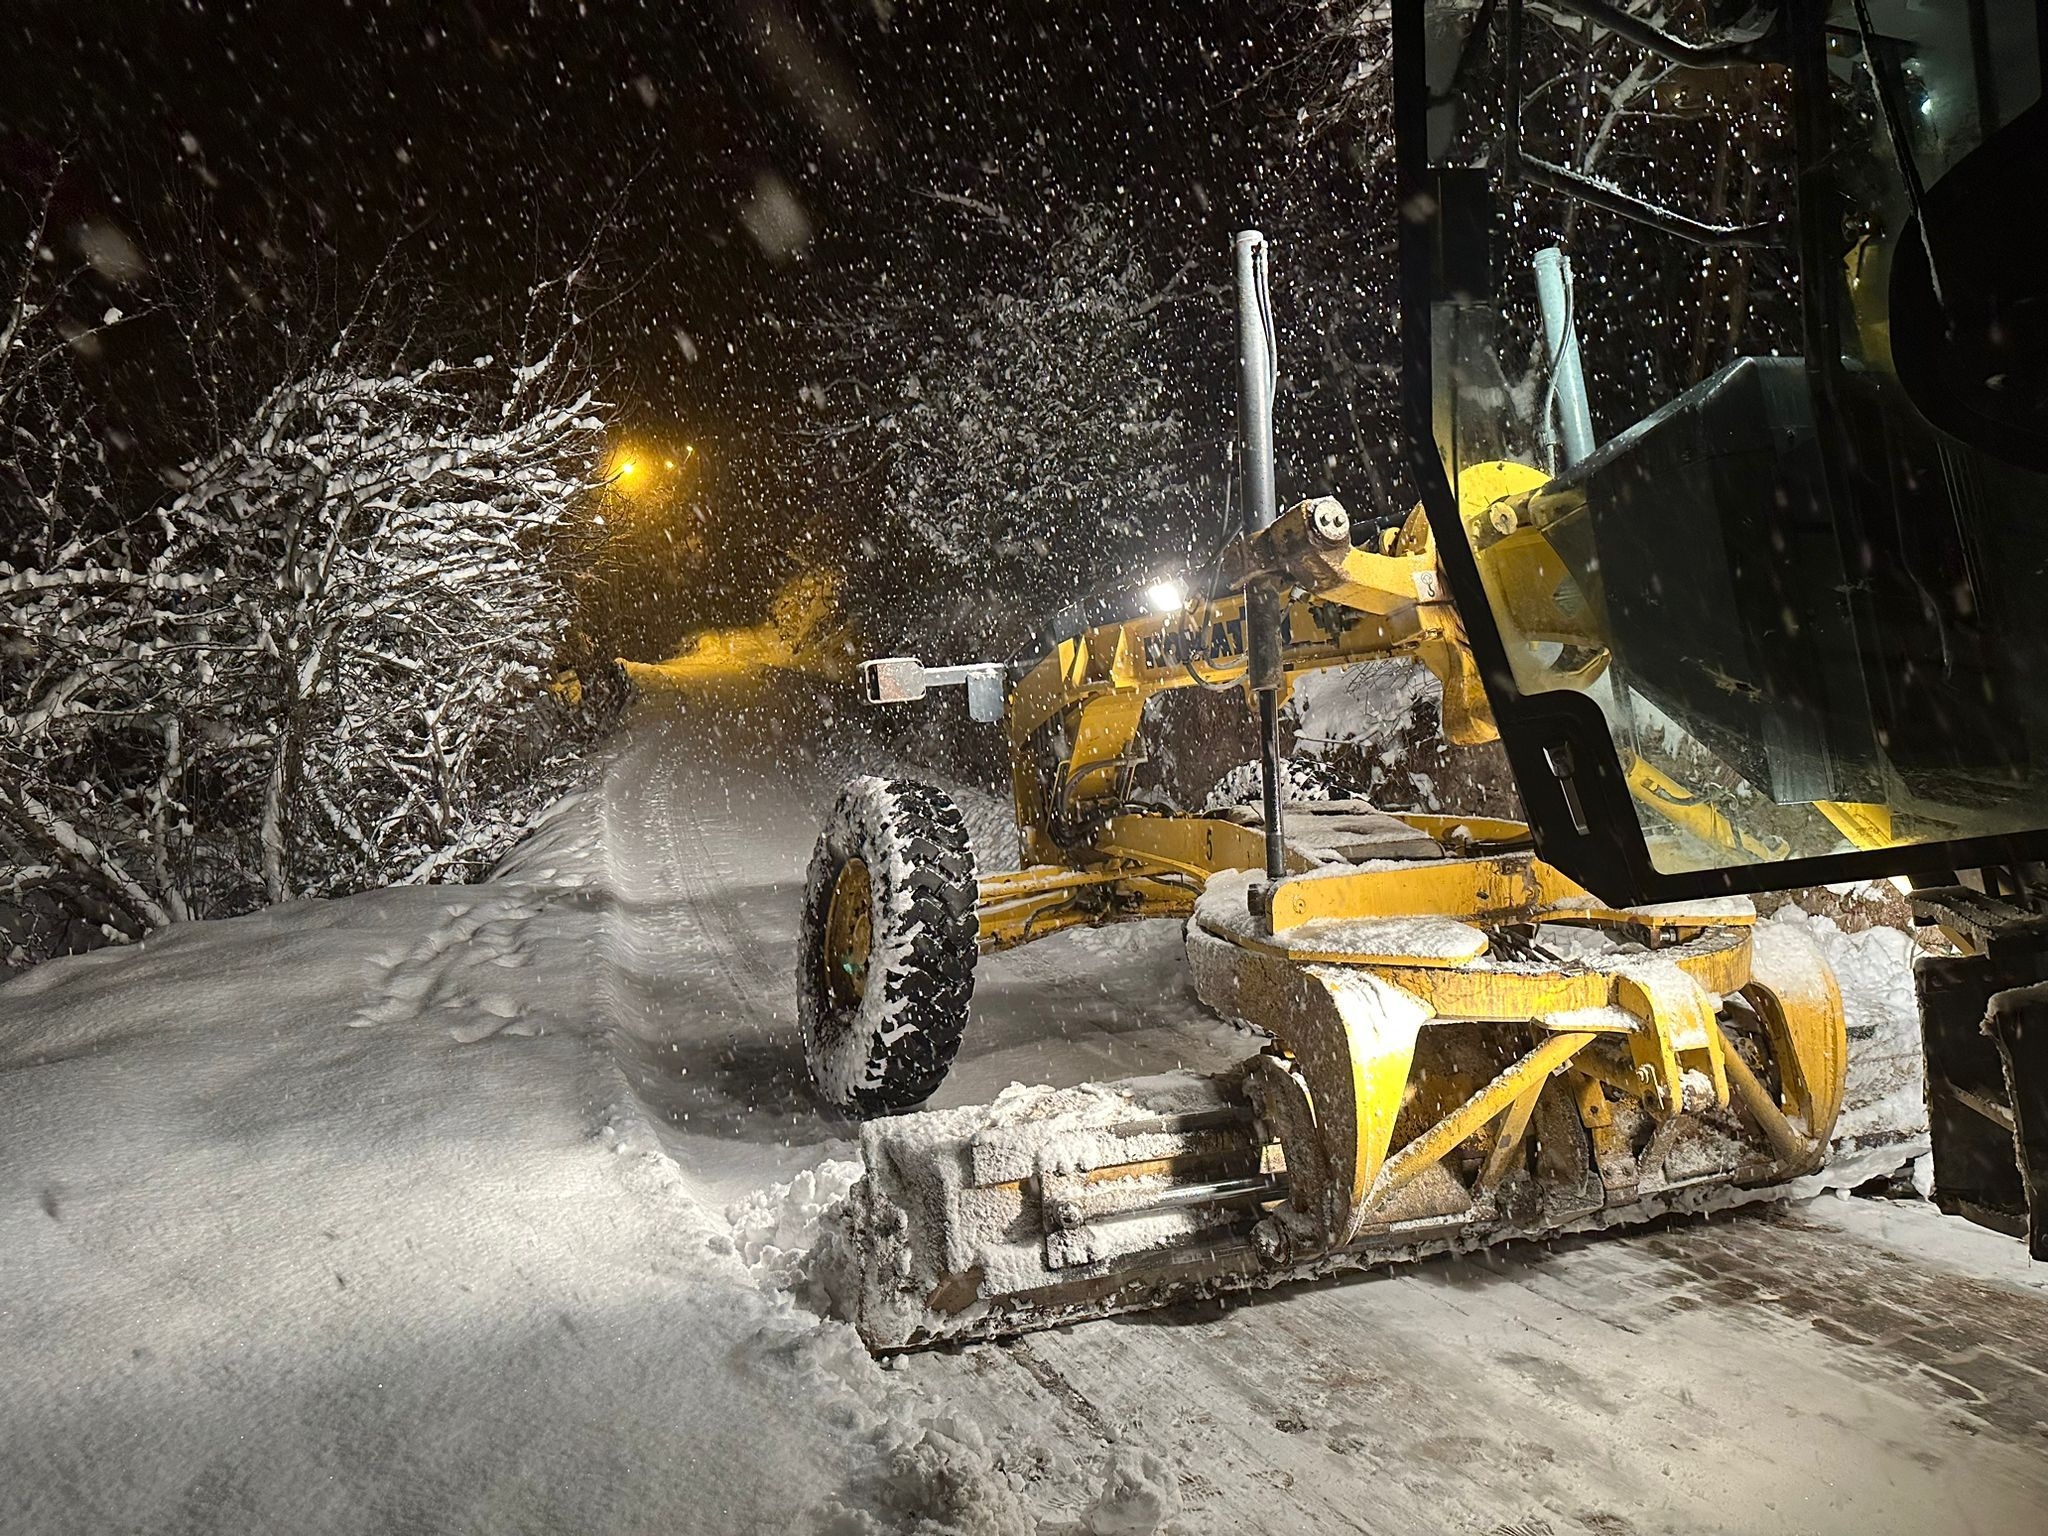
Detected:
left=1234, top=229, right=1287, bottom=888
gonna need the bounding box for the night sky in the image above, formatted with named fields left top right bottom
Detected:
left=7, top=0, right=1287, bottom=439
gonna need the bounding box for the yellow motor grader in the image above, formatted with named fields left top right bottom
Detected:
left=798, top=0, right=2048, bottom=1349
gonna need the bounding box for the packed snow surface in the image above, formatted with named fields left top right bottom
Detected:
left=4, top=686, right=2045, bottom=1535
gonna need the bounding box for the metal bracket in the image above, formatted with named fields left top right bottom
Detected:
left=861, top=656, right=1008, bottom=722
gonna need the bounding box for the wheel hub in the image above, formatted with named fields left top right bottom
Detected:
left=823, top=856, right=874, bottom=1007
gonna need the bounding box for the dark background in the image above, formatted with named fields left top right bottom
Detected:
left=4, top=2, right=1798, bottom=655
left=6, top=2, right=1378, bottom=650
left=3, top=1, right=1306, bottom=443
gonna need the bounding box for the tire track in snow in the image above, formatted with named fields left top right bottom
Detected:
left=584, top=694, right=845, bottom=1198
left=658, top=773, right=783, bottom=1007
left=609, top=700, right=789, bottom=1014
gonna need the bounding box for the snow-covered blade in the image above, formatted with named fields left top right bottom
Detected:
left=815, top=902, right=1934, bottom=1353
left=818, top=1058, right=1924, bottom=1351
left=813, top=1073, right=1276, bottom=1349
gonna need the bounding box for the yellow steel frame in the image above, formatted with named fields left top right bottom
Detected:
left=976, top=864, right=1197, bottom=952
left=1003, top=462, right=1900, bottom=873
left=960, top=463, right=1854, bottom=1261
left=971, top=806, right=1847, bottom=1255
left=1190, top=854, right=1843, bottom=1250
left=1005, top=499, right=1489, bottom=866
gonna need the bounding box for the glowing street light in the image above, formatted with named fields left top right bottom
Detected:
left=606, top=441, right=699, bottom=496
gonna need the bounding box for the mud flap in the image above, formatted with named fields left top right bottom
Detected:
left=1912, top=887, right=2048, bottom=1259
left=1988, top=986, right=2048, bottom=1260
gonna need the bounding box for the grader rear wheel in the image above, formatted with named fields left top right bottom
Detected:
left=798, top=776, right=978, bottom=1117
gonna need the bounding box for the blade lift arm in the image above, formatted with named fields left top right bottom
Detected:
left=854, top=469, right=1894, bottom=888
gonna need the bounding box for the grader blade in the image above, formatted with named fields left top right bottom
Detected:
left=821, top=881, right=1851, bottom=1351
left=825, top=1050, right=1829, bottom=1352
left=823, top=1073, right=1276, bottom=1350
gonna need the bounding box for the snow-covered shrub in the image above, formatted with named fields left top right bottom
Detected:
left=1, top=196, right=607, bottom=968
left=167, top=332, right=606, bottom=902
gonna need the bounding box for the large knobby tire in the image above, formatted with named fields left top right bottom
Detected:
left=798, top=777, right=978, bottom=1117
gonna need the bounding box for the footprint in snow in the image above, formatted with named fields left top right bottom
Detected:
left=446, top=994, right=527, bottom=1043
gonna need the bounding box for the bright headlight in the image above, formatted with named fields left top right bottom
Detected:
left=1145, top=578, right=1186, bottom=615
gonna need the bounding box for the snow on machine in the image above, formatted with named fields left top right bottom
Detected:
left=798, top=0, right=2048, bottom=1348
left=802, top=470, right=1856, bottom=1348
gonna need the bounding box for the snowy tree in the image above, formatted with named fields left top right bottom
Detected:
left=795, top=204, right=1200, bottom=656
left=1, top=202, right=608, bottom=967
left=0, top=173, right=194, bottom=949
left=170, top=324, right=607, bottom=901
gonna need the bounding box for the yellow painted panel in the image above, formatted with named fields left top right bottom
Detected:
left=1099, top=815, right=1274, bottom=878
left=1267, top=857, right=1546, bottom=931
left=1455, top=459, right=1550, bottom=524
left=1815, top=800, right=1896, bottom=849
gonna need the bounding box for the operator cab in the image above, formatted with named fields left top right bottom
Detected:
left=1402, top=0, right=2048, bottom=892
left=1399, top=0, right=2048, bottom=1255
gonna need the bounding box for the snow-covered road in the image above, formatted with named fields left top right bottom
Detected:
left=595, top=683, right=1249, bottom=1203
left=4, top=685, right=2046, bottom=1535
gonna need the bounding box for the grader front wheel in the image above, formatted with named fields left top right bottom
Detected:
left=797, top=777, right=978, bottom=1117
left=821, top=856, right=875, bottom=1012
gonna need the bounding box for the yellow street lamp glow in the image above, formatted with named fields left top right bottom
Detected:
left=607, top=443, right=695, bottom=493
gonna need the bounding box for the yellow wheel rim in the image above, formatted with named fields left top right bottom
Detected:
left=823, top=857, right=874, bottom=1008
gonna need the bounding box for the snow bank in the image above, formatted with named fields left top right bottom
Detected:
left=728, top=1155, right=1188, bottom=1536
left=1766, top=901, right=1931, bottom=1170
left=807, top=1400, right=1033, bottom=1536
left=1083, top=1448, right=1184, bottom=1535
left=727, top=1157, right=865, bottom=1288
left=0, top=786, right=1023, bottom=1536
